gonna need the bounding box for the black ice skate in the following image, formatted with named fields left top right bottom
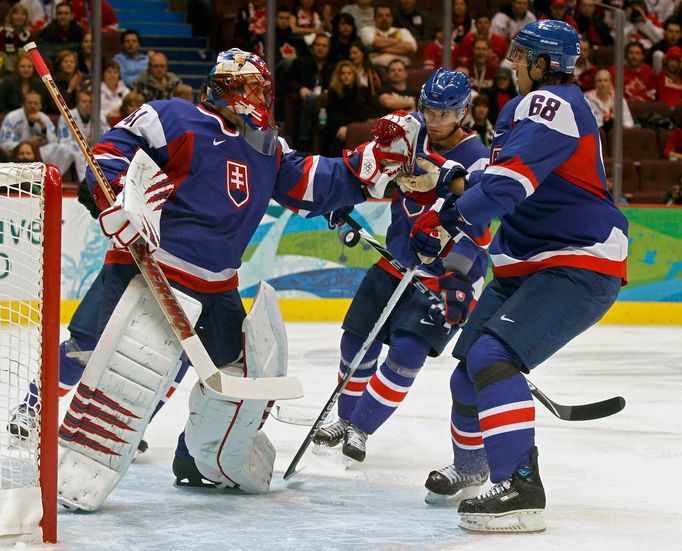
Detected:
left=172, top=455, right=216, bottom=489
left=458, top=447, right=546, bottom=533
left=312, top=418, right=349, bottom=447
left=342, top=423, right=368, bottom=462
left=424, top=464, right=489, bottom=504
left=7, top=403, right=37, bottom=439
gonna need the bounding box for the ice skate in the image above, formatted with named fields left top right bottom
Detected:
left=458, top=447, right=546, bottom=533
left=342, top=423, right=367, bottom=462
left=172, top=455, right=216, bottom=489
left=424, top=463, right=489, bottom=504
left=6, top=403, right=37, bottom=439
left=312, top=418, right=349, bottom=447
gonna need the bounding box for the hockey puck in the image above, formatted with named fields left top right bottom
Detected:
left=342, top=229, right=361, bottom=247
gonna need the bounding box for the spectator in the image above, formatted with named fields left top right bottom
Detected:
left=664, top=121, right=682, bottom=159
left=134, top=52, right=182, bottom=102
left=649, top=17, right=682, bottom=75
left=0, top=52, right=48, bottom=112
left=656, top=45, right=682, bottom=107
left=358, top=3, right=417, bottom=67
left=661, top=182, right=682, bottom=204
left=585, top=69, right=635, bottom=130
left=37, top=2, right=84, bottom=59
left=19, top=0, right=49, bottom=34
left=377, top=58, right=419, bottom=114
left=321, top=60, right=377, bottom=155
left=0, top=4, right=34, bottom=67
left=77, top=32, right=93, bottom=77
left=11, top=139, right=42, bottom=162
left=235, top=0, right=267, bottom=52
left=452, top=0, right=474, bottom=43
left=392, top=0, right=435, bottom=42
left=463, top=93, right=494, bottom=146
left=70, top=0, right=119, bottom=33
left=609, top=41, right=656, bottom=101
left=540, top=0, right=579, bottom=31
left=57, top=88, right=109, bottom=181
left=0, top=90, right=73, bottom=176
left=468, top=37, right=498, bottom=91
left=342, top=0, right=375, bottom=32
left=490, top=0, right=536, bottom=41
left=107, top=90, right=145, bottom=126
left=48, top=49, right=82, bottom=113
left=348, top=40, right=383, bottom=95
left=575, top=0, right=614, bottom=47
left=288, top=33, right=335, bottom=150
left=624, top=0, right=664, bottom=51
left=173, top=83, right=194, bottom=102
left=290, top=0, right=325, bottom=44
left=457, top=13, right=508, bottom=67
left=575, top=35, right=598, bottom=92
left=483, top=66, right=517, bottom=123
left=100, top=60, right=130, bottom=118
left=113, top=30, right=150, bottom=89
left=329, top=12, right=358, bottom=62
left=423, top=26, right=457, bottom=70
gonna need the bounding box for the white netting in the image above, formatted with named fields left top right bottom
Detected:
left=0, top=163, right=47, bottom=539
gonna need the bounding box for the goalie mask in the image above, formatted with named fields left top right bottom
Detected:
left=207, top=48, right=278, bottom=155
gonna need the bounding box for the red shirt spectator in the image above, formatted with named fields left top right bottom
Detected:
left=656, top=46, right=682, bottom=107
left=457, top=14, right=508, bottom=67
left=663, top=127, right=682, bottom=159
left=423, top=30, right=457, bottom=70
left=609, top=41, right=656, bottom=101
left=575, top=36, right=598, bottom=91
left=468, top=37, right=499, bottom=90
left=540, top=0, right=579, bottom=32
left=70, top=0, right=119, bottom=32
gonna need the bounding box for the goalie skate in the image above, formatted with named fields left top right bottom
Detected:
left=6, top=403, right=37, bottom=439
left=458, top=447, right=546, bottom=533
left=424, top=464, right=488, bottom=505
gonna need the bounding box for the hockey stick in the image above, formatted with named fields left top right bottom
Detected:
left=341, top=213, right=626, bottom=421
left=283, top=265, right=418, bottom=480
left=25, top=43, right=302, bottom=401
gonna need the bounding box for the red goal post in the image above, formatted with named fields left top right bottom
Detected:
left=0, top=162, right=61, bottom=544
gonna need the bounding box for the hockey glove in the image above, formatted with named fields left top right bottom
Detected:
left=324, top=205, right=354, bottom=229
left=428, top=271, right=474, bottom=328
left=396, top=158, right=467, bottom=196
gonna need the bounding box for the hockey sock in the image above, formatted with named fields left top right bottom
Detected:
left=175, top=431, right=191, bottom=457
left=466, top=333, right=535, bottom=482
left=350, top=334, right=430, bottom=434
left=450, top=362, right=487, bottom=475
left=149, top=359, right=190, bottom=421
left=337, top=331, right=382, bottom=421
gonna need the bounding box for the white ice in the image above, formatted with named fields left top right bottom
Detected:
left=23, top=324, right=682, bottom=550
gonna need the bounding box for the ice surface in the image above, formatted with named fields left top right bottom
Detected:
left=17, top=324, right=682, bottom=550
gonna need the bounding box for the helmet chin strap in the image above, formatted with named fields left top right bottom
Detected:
left=433, top=110, right=468, bottom=145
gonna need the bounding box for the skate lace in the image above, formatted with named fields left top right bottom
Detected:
left=439, top=464, right=484, bottom=485
left=477, top=478, right=512, bottom=500
left=345, top=426, right=367, bottom=449
left=322, top=419, right=348, bottom=440
left=12, top=404, right=37, bottom=429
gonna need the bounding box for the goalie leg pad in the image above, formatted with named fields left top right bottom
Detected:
left=183, top=281, right=287, bottom=494
left=57, top=276, right=202, bottom=511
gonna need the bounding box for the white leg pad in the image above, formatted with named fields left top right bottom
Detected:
left=57, top=276, right=202, bottom=511
left=184, top=281, right=286, bottom=494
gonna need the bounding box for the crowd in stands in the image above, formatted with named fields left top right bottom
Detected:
left=1, top=0, right=682, bottom=204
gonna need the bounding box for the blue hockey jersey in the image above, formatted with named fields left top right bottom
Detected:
left=86, top=99, right=365, bottom=292
left=381, top=119, right=491, bottom=298
left=455, top=84, right=628, bottom=282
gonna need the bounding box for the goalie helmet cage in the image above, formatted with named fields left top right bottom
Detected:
left=0, top=163, right=60, bottom=544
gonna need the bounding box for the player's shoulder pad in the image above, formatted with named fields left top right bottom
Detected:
left=513, top=89, right=579, bottom=138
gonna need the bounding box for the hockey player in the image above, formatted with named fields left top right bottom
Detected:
left=411, top=20, right=628, bottom=532
left=57, top=48, right=439, bottom=508
left=313, top=69, right=491, bottom=463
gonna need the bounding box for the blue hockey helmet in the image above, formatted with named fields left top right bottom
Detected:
left=419, top=68, right=472, bottom=120
left=508, top=19, right=580, bottom=74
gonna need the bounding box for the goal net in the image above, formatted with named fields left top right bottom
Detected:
left=0, top=163, right=61, bottom=544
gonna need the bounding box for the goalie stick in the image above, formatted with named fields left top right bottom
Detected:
left=340, top=213, right=626, bottom=422
left=25, top=42, right=302, bottom=402
left=283, top=266, right=418, bottom=480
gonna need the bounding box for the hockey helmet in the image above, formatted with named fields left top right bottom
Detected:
left=507, top=19, right=580, bottom=75
left=418, top=69, right=472, bottom=126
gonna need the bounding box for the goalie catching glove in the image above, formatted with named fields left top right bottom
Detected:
left=428, top=271, right=474, bottom=328
left=344, top=111, right=420, bottom=198
left=396, top=157, right=467, bottom=195
left=98, top=149, right=174, bottom=251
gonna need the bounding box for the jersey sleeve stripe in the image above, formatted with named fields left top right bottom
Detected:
left=486, top=162, right=538, bottom=197
left=287, top=155, right=315, bottom=202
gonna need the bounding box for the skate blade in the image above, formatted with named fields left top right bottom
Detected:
left=424, top=484, right=481, bottom=506
left=459, top=510, right=546, bottom=533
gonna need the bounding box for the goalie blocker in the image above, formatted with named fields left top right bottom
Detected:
left=58, top=279, right=288, bottom=510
